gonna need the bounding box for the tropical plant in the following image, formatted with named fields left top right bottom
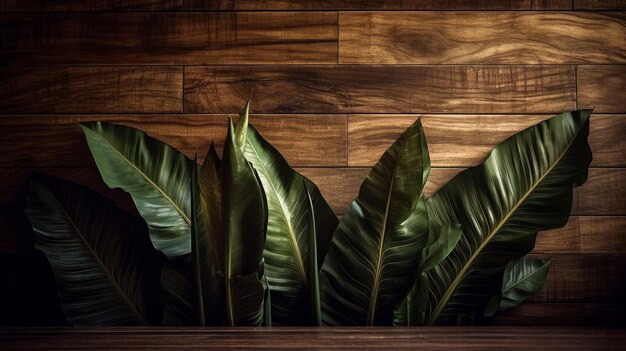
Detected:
left=24, top=107, right=592, bottom=326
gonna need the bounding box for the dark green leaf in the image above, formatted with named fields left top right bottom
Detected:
left=195, top=120, right=267, bottom=326
left=424, top=110, right=592, bottom=325
left=499, top=258, right=551, bottom=312
left=80, top=122, right=193, bottom=259
left=25, top=175, right=161, bottom=325
left=320, top=120, right=430, bottom=326
left=235, top=108, right=337, bottom=325
left=394, top=224, right=462, bottom=326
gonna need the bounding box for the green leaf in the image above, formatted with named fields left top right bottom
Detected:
left=394, top=224, right=462, bottom=326
left=319, top=120, right=430, bottom=326
left=498, top=258, right=551, bottom=312
left=24, top=175, right=162, bottom=325
left=424, top=110, right=592, bottom=325
left=80, top=122, right=193, bottom=259
left=234, top=111, right=337, bottom=325
left=159, top=255, right=194, bottom=325
left=195, top=120, right=268, bottom=326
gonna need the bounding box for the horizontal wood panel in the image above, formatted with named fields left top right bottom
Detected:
left=0, top=67, right=183, bottom=114
left=339, top=12, right=626, bottom=64
left=574, top=0, right=626, bottom=9
left=491, top=303, right=625, bottom=326
left=183, top=0, right=569, bottom=10
left=0, top=0, right=183, bottom=11
left=1, top=327, right=625, bottom=349
left=0, top=12, right=337, bottom=65
left=528, top=254, right=626, bottom=303
left=580, top=216, right=626, bottom=253
left=578, top=65, right=626, bottom=113
left=577, top=168, right=626, bottom=215
left=185, top=65, right=576, bottom=114
left=349, top=114, right=625, bottom=167
left=0, top=114, right=347, bottom=167
left=490, top=303, right=584, bottom=326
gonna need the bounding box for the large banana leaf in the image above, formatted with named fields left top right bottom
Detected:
left=319, top=120, right=430, bottom=326
left=25, top=175, right=162, bottom=325
left=194, top=120, right=268, bottom=326
left=234, top=105, right=338, bottom=325
left=424, top=110, right=592, bottom=325
left=81, top=122, right=193, bottom=258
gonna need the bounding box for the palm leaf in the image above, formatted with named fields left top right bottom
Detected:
left=424, top=110, right=592, bottom=325
left=233, top=103, right=337, bottom=325
left=24, top=175, right=161, bottom=325
left=80, top=122, right=193, bottom=259
left=319, top=120, right=430, bottom=326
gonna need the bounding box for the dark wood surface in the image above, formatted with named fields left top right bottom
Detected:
left=184, top=65, right=576, bottom=114
left=339, top=12, right=626, bottom=64
left=0, top=327, right=625, bottom=350
left=0, top=12, right=338, bottom=65
left=0, top=0, right=624, bottom=328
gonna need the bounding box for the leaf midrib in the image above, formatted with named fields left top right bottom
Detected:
left=91, top=128, right=191, bottom=226
left=45, top=185, right=145, bottom=324
left=248, top=141, right=308, bottom=287
left=427, top=128, right=580, bottom=326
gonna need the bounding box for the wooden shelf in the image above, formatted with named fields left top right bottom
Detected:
left=1, top=327, right=625, bottom=350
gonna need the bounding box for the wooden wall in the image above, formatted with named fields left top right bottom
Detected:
left=0, top=0, right=624, bottom=326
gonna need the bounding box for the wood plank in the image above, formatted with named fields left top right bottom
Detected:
left=575, top=0, right=626, bottom=9
left=1, top=327, right=625, bottom=349
left=528, top=254, right=626, bottom=302
left=0, top=0, right=183, bottom=11
left=349, top=114, right=625, bottom=167
left=530, top=0, right=573, bottom=9
left=339, top=12, right=626, bottom=64
left=490, top=303, right=584, bottom=326
left=578, top=65, right=626, bottom=113
left=183, top=0, right=551, bottom=10
left=577, top=168, right=626, bottom=216
left=0, top=115, right=347, bottom=167
left=0, top=67, right=182, bottom=114
left=534, top=217, right=580, bottom=254
left=580, top=216, right=626, bottom=253
left=583, top=303, right=626, bottom=326
left=0, top=12, right=337, bottom=65
left=185, top=65, right=576, bottom=114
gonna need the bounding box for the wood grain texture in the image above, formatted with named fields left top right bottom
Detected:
left=184, top=65, right=576, bottom=114
left=0, top=114, right=347, bottom=167
left=1, top=327, right=625, bottom=350
left=339, top=12, right=626, bottom=64
left=577, top=168, right=626, bottom=216
left=349, top=114, right=626, bottom=167
left=580, top=216, right=626, bottom=253
left=528, top=254, right=626, bottom=303
left=490, top=303, right=585, bottom=326
left=0, top=12, right=337, bottom=65
left=578, top=66, right=626, bottom=113
left=0, top=0, right=183, bottom=11
left=534, top=217, right=580, bottom=254
left=0, top=67, right=183, bottom=114
left=575, top=0, right=626, bottom=9
left=183, top=0, right=567, bottom=10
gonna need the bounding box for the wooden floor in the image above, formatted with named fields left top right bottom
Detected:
left=1, top=327, right=626, bottom=350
